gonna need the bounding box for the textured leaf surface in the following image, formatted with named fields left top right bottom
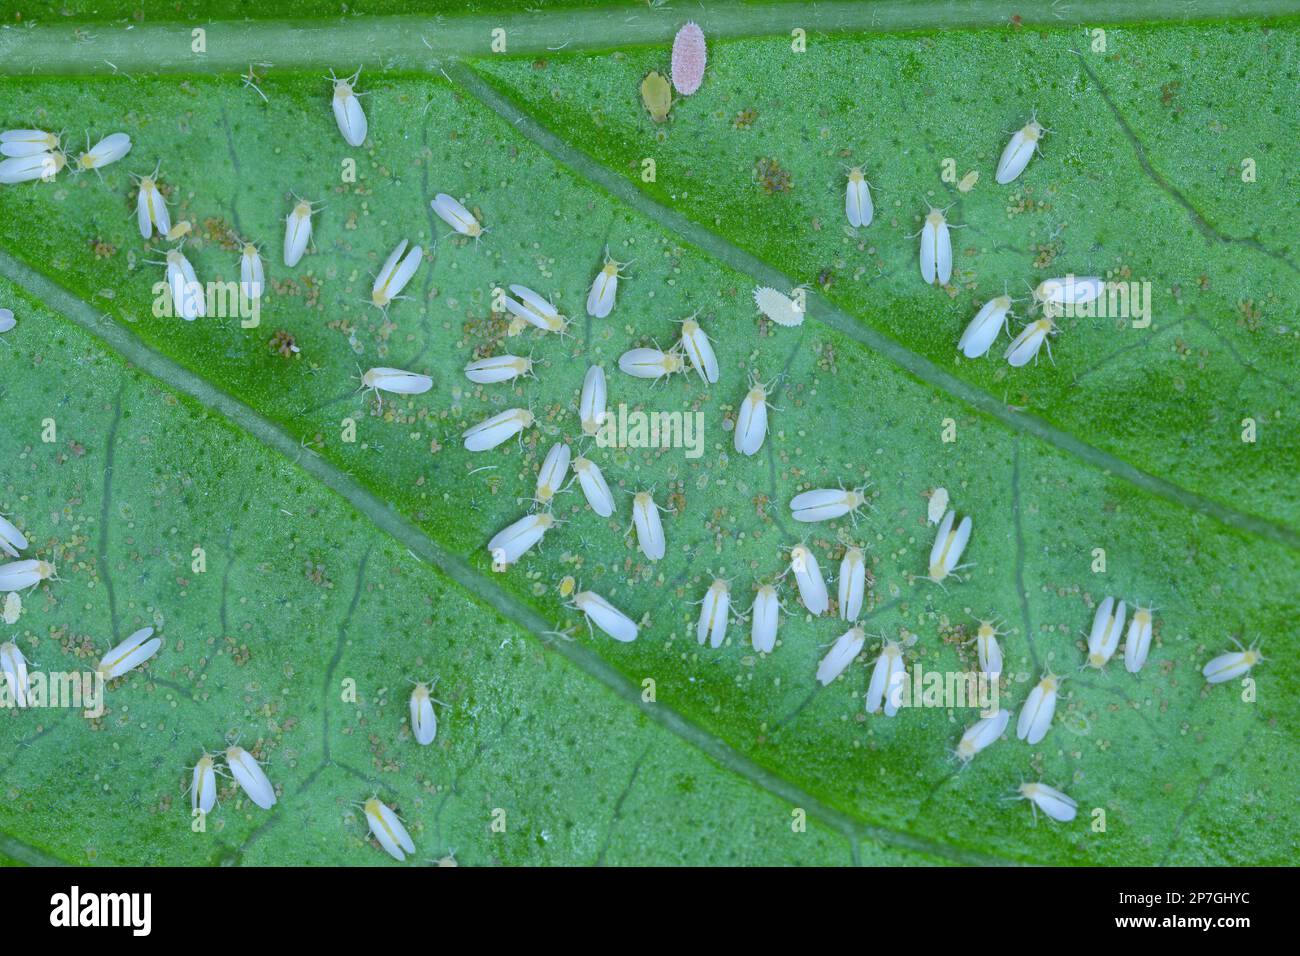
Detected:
left=0, top=4, right=1296, bottom=865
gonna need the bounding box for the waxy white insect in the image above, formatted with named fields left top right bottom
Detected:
left=1016, top=672, right=1060, bottom=745
left=696, top=578, right=731, bottom=648
left=972, top=618, right=1005, bottom=679
left=162, top=247, right=205, bottom=321
left=570, top=590, right=638, bottom=643
left=927, top=487, right=949, bottom=524
left=996, top=115, right=1046, bottom=185
left=283, top=197, right=317, bottom=267
left=787, top=544, right=829, bottom=616
left=409, top=681, right=440, bottom=746
left=0, top=641, right=31, bottom=708
left=619, top=347, right=685, bottom=381
left=573, top=456, right=615, bottom=517
left=488, top=511, right=555, bottom=568
left=0, top=514, right=29, bottom=558
left=0, top=129, right=59, bottom=157
left=361, top=367, right=433, bottom=400
left=1033, top=275, right=1104, bottom=310
left=371, top=240, right=422, bottom=310
left=752, top=286, right=804, bottom=327
left=928, top=510, right=971, bottom=584
left=1, top=593, right=19, bottom=625
left=97, top=626, right=162, bottom=680
left=631, top=491, right=667, bottom=561
left=955, top=709, right=1009, bottom=762
left=845, top=166, right=873, bottom=228
left=586, top=250, right=628, bottom=318
left=133, top=164, right=171, bottom=239
left=1004, top=318, right=1058, bottom=367
left=734, top=374, right=774, bottom=457
left=364, top=797, right=415, bottom=861
left=1202, top=638, right=1264, bottom=685
left=0, top=559, right=57, bottom=591
left=239, top=242, right=264, bottom=301
left=865, top=638, right=906, bottom=715
left=1124, top=605, right=1155, bottom=673
left=679, top=316, right=719, bottom=384
left=0, top=151, right=66, bottom=184
left=190, top=754, right=217, bottom=815
left=750, top=584, right=781, bottom=654
left=917, top=203, right=953, bottom=286
left=76, top=132, right=131, bottom=172
left=958, top=294, right=1014, bottom=359
left=462, top=408, right=534, bottom=452
left=790, top=487, right=869, bottom=524
left=505, top=284, right=568, bottom=335
left=1016, top=781, right=1077, bottom=823
left=580, top=365, right=607, bottom=434
left=226, top=746, right=276, bottom=809
left=671, top=21, right=707, bottom=95
left=534, top=443, right=571, bottom=506
left=1085, top=596, right=1127, bottom=669
left=330, top=68, right=368, bottom=147
left=817, top=625, right=865, bottom=686
left=465, top=354, right=531, bottom=385
left=432, top=193, right=484, bottom=239
left=838, top=546, right=867, bottom=621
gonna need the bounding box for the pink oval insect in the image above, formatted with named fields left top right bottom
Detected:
left=672, top=22, right=707, bottom=95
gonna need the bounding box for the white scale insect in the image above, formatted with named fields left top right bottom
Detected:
left=0, top=129, right=60, bottom=157
left=504, top=285, right=568, bottom=335
left=360, top=367, right=433, bottom=405
left=283, top=196, right=319, bottom=267
left=432, top=193, right=485, bottom=240
left=239, top=241, right=264, bottom=301
left=679, top=314, right=719, bottom=384
left=573, top=456, right=614, bottom=517
left=371, top=240, right=422, bottom=311
left=364, top=797, right=416, bottom=861
left=696, top=578, right=731, bottom=648
left=817, top=625, right=865, bottom=686
left=1004, top=317, right=1059, bottom=367
left=1, top=641, right=32, bottom=708
left=1016, top=672, right=1060, bottom=745
left=734, top=373, right=775, bottom=457
left=750, top=584, right=781, bottom=654
left=0, top=514, right=29, bottom=558
left=1202, top=638, right=1264, bottom=685
left=0, top=558, right=58, bottom=591
left=787, top=544, right=828, bottom=616
left=789, top=487, right=869, bottom=524
left=580, top=365, right=607, bottom=435
left=926, top=487, right=949, bottom=525
left=958, top=293, right=1016, bottom=359
left=845, top=166, right=874, bottom=228
left=409, top=680, right=442, bottom=746
left=160, top=246, right=205, bottom=321
left=928, top=510, right=971, bottom=584
left=1016, top=781, right=1077, bottom=823
left=631, top=491, right=667, bottom=561
left=0, top=150, right=66, bottom=184
left=132, top=163, right=171, bottom=239
left=462, top=408, right=534, bottom=452
left=996, top=114, right=1047, bottom=185
left=226, top=746, right=277, bottom=809
left=465, top=354, right=532, bottom=384
left=752, top=286, right=804, bottom=328
left=1085, top=596, right=1126, bottom=669
left=97, top=626, right=162, bottom=680
left=619, top=346, right=685, bottom=382
left=971, top=618, right=1005, bottom=679
left=954, top=709, right=1009, bottom=763
left=76, top=132, right=131, bottom=174
left=1124, top=605, right=1155, bottom=673
left=838, top=546, right=866, bottom=621
left=190, top=753, right=217, bottom=815
left=570, top=589, right=638, bottom=643
left=330, top=68, right=368, bottom=147
left=916, top=203, right=954, bottom=286
left=865, top=638, right=906, bottom=715
left=534, top=442, right=571, bottom=507
left=586, top=249, right=629, bottom=318
left=488, top=511, right=555, bottom=568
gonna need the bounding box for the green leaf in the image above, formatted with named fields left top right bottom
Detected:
left=1, top=3, right=1296, bottom=865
